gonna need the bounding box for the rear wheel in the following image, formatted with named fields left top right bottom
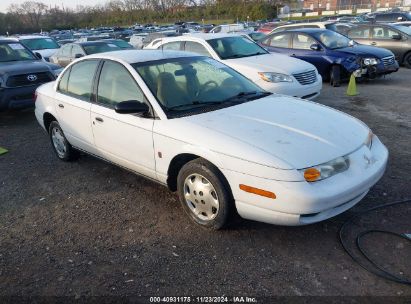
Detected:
left=404, top=52, right=411, bottom=69
left=330, top=65, right=341, bottom=87
left=49, top=121, right=78, bottom=161
left=177, top=159, right=233, bottom=230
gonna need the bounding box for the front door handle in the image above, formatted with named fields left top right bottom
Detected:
left=95, top=117, right=104, bottom=123
left=58, top=104, right=64, bottom=108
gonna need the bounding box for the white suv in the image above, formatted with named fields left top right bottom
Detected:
left=145, top=33, right=322, bottom=99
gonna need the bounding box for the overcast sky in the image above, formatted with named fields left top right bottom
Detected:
left=0, top=0, right=105, bottom=13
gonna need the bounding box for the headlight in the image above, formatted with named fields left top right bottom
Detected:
left=299, top=156, right=350, bottom=182
left=364, top=130, right=374, bottom=149
left=52, top=68, right=63, bottom=77
left=363, top=58, right=378, bottom=66
left=258, top=72, right=293, bottom=83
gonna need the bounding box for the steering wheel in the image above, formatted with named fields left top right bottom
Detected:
left=197, top=80, right=218, bottom=97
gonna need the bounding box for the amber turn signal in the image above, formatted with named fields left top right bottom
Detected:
left=239, top=184, right=276, bottom=199
left=304, top=168, right=321, bottom=182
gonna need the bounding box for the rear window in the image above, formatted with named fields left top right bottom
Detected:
left=20, top=38, right=59, bottom=50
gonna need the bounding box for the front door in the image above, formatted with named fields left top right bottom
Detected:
left=90, top=60, right=156, bottom=179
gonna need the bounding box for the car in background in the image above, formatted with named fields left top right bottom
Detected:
left=103, top=39, right=134, bottom=49
left=346, top=23, right=411, bottom=68
left=17, top=35, right=60, bottom=62
left=129, top=33, right=149, bottom=49
left=49, top=41, right=122, bottom=67
left=34, top=50, right=388, bottom=229
left=57, top=39, right=76, bottom=46
left=246, top=31, right=267, bottom=42
left=391, top=21, right=411, bottom=28
left=0, top=38, right=61, bottom=110
left=145, top=33, right=322, bottom=99
left=209, top=24, right=245, bottom=34
left=369, top=11, right=411, bottom=23
left=259, top=29, right=399, bottom=86
left=270, top=22, right=354, bottom=35
left=258, top=22, right=288, bottom=34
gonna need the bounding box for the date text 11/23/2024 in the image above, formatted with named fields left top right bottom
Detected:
left=149, top=296, right=257, bottom=303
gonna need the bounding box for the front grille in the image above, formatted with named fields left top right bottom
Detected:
left=293, top=70, right=317, bottom=85
left=382, top=56, right=395, bottom=66
left=6, top=72, right=54, bottom=88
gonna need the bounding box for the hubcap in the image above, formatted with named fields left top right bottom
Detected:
left=183, top=173, right=219, bottom=221
left=51, top=127, right=67, bottom=158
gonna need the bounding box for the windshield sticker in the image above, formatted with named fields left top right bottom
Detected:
left=108, top=44, right=117, bottom=48
left=8, top=43, right=25, bottom=50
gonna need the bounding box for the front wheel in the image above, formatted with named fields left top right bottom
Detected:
left=404, top=52, right=411, bottom=69
left=330, top=65, right=341, bottom=87
left=49, top=121, right=78, bottom=161
left=177, top=159, right=233, bottom=230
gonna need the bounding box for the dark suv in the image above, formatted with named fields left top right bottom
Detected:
left=0, top=38, right=62, bottom=110
left=371, top=12, right=411, bottom=23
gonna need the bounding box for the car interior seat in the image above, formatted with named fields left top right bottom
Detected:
left=156, top=72, right=189, bottom=108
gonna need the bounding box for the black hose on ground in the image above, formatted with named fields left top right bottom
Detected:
left=339, top=198, right=411, bottom=285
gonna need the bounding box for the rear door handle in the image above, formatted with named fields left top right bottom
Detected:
left=95, top=117, right=104, bottom=123
left=58, top=104, right=64, bottom=108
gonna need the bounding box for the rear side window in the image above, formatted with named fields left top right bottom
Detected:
left=265, top=33, right=291, bottom=48
left=184, top=41, right=211, bottom=57
left=57, top=68, right=70, bottom=93
left=66, top=60, right=99, bottom=101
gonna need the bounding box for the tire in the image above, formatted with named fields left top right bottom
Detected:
left=48, top=121, right=78, bottom=161
left=330, top=65, right=341, bottom=87
left=404, top=52, right=411, bottom=69
left=177, top=159, right=233, bottom=230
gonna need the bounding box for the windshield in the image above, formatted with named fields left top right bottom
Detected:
left=313, top=30, right=352, bottom=49
left=20, top=38, right=59, bottom=50
left=393, top=25, right=411, bottom=36
left=133, top=56, right=267, bottom=117
left=109, top=40, right=133, bottom=49
left=0, top=43, right=36, bottom=62
left=207, top=36, right=268, bottom=59
left=83, top=43, right=121, bottom=54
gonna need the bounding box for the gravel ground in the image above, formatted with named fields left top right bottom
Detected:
left=0, top=69, right=410, bottom=300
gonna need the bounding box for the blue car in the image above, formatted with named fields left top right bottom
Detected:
left=259, top=29, right=399, bottom=86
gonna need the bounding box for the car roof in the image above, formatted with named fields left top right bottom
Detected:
left=76, top=41, right=115, bottom=46
left=85, top=49, right=201, bottom=64
left=277, top=21, right=335, bottom=28
left=275, top=28, right=328, bottom=34
left=0, top=38, right=19, bottom=43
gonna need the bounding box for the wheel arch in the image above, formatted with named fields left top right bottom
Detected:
left=43, top=112, right=57, bottom=133
left=402, top=50, right=411, bottom=64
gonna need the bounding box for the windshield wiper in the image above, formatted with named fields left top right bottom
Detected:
left=167, top=101, right=223, bottom=111
left=223, top=91, right=272, bottom=102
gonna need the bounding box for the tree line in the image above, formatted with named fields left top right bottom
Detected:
left=0, top=0, right=285, bottom=34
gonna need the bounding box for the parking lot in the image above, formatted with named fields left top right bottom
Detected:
left=0, top=69, right=410, bottom=298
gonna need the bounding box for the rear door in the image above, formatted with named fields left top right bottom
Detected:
left=54, top=59, right=99, bottom=153
left=90, top=60, right=156, bottom=179
left=347, top=25, right=371, bottom=45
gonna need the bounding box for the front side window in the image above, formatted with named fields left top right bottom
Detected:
left=20, top=38, right=59, bottom=50
left=207, top=36, right=267, bottom=59
left=372, top=27, right=399, bottom=39
left=0, top=42, right=36, bottom=62
left=292, top=34, right=317, bottom=50
left=133, top=57, right=266, bottom=117
left=66, top=60, right=99, bottom=101
left=184, top=41, right=211, bottom=57
left=97, top=61, right=145, bottom=107
left=61, top=44, right=72, bottom=56
left=71, top=45, right=84, bottom=57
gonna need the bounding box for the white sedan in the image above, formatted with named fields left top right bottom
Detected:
left=144, top=33, right=322, bottom=100
left=35, top=50, right=388, bottom=229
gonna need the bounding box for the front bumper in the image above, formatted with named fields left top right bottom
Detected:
left=222, top=135, right=388, bottom=226
left=256, top=75, right=322, bottom=100
left=362, top=61, right=399, bottom=78
left=0, top=85, right=40, bottom=110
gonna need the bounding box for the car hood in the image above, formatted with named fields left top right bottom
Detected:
left=0, top=60, right=54, bottom=76
left=182, top=96, right=369, bottom=169
left=224, top=53, right=317, bottom=75
left=336, top=44, right=394, bottom=58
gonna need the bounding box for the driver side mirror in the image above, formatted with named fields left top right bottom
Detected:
left=34, top=52, right=42, bottom=60
left=115, top=100, right=149, bottom=115
left=74, top=53, right=84, bottom=59
left=397, top=16, right=405, bottom=22
left=392, top=34, right=402, bottom=40
left=310, top=43, right=322, bottom=51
